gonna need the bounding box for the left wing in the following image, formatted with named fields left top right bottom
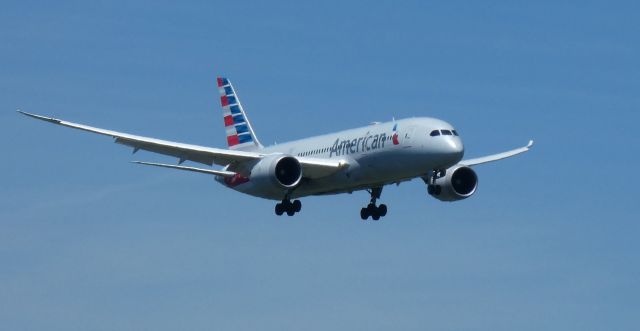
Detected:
left=18, top=110, right=347, bottom=179
left=460, top=140, right=534, bottom=166
left=18, top=110, right=261, bottom=167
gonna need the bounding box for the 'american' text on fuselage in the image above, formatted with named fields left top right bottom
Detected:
left=330, top=132, right=388, bottom=157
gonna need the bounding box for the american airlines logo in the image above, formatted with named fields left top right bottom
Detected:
left=392, top=132, right=399, bottom=145
left=330, top=132, right=391, bottom=157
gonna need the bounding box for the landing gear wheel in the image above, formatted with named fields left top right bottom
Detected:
left=360, top=208, right=368, bottom=220
left=378, top=204, right=387, bottom=217
left=366, top=203, right=376, bottom=214
left=275, top=203, right=284, bottom=216
left=282, top=200, right=294, bottom=216
left=293, top=200, right=302, bottom=213
left=368, top=204, right=380, bottom=220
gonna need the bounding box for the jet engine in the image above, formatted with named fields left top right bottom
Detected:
left=427, top=165, right=478, bottom=202
left=249, top=154, right=303, bottom=196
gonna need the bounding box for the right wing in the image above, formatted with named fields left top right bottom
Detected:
left=460, top=140, right=534, bottom=166
left=18, top=110, right=262, bottom=167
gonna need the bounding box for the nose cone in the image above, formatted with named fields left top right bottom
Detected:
left=445, top=137, right=464, bottom=163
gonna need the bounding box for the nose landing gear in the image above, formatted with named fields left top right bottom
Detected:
left=425, top=169, right=446, bottom=196
left=360, top=187, right=387, bottom=221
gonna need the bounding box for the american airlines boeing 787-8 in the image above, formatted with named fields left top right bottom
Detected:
left=19, top=77, right=533, bottom=220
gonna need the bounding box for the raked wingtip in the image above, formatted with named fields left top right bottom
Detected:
left=16, top=110, right=61, bottom=124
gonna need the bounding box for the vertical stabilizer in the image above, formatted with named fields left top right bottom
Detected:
left=217, top=77, right=263, bottom=150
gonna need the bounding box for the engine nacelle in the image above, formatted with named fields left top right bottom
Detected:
left=428, top=165, right=478, bottom=202
left=249, top=154, right=303, bottom=196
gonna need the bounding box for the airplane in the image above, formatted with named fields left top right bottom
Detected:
left=18, top=77, right=533, bottom=220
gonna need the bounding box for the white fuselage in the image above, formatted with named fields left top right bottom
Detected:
left=220, top=117, right=464, bottom=199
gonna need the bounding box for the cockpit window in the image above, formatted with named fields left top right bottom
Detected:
left=452, top=130, right=458, bottom=136
left=430, top=130, right=440, bottom=136
left=441, top=130, right=453, bottom=135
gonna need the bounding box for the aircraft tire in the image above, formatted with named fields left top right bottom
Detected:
left=378, top=204, right=387, bottom=217
left=293, top=200, right=302, bottom=212
left=275, top=203, right=284, bottom=216
left=360, top=208, right=368, bottom=220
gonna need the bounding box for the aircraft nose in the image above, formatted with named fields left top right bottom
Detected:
left=446, top=138, right=464, bottom=162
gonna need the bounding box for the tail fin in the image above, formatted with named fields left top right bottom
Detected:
left=217, top=77, right=263, bottom=151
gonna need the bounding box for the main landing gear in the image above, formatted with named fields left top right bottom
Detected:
left=275, top=199, right=302, bottom=216
left=360, top=187, right=387, bottom=221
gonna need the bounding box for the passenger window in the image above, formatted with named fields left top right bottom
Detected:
left=442, top=130, right=452, bottom=135
left=430, top=130, right=440, bottom=136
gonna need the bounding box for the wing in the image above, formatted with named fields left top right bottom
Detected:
left=18, top=110, right=348, bottom=179
left=18, top=110, right=262, bottom=166
left=131, top=161, right=237, bottom=177
left=131, top=158, right=348, bottom=180
left=298, top=157, right=350, bottom=178
left=460, top=140, right=534, bottom=166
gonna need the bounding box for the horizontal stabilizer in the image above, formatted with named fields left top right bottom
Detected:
left=132, top=161, right=236, bottom=177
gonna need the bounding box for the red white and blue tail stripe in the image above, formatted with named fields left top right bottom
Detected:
left=217, top=77, right=263, bottom=150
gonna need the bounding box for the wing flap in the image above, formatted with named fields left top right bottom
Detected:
left=18, top=110, right=262, bottom=167
left=460, top=140, right=534, bottom=166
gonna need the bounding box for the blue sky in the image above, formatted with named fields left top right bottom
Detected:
left=1, top=1, right=639, bottom=330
